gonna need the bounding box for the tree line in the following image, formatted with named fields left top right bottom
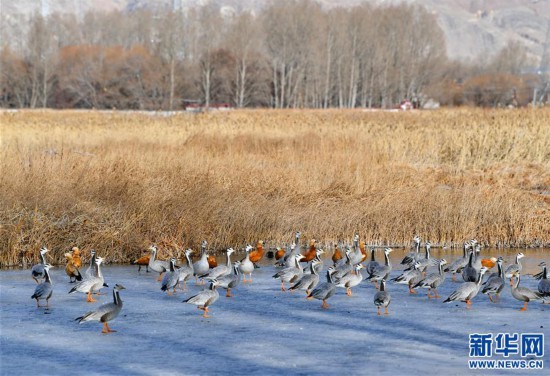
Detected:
left=0, top=0, right=538, bottom=110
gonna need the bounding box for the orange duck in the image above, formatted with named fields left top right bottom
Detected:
left=359, top=241, right=368, bottom=263
left=332, top=243, right=343, bottom=264
left=132, top=253, right=150, bottom=273
left=207, top=254, right=218, bottom=268
left=481, top=257, right=498, bottom=269
left=71, top=247, right=82, bottom=268
left=275, top=246, right=286, bottom=261
left=249, top=240, right=265, bottom=267
left=302, top=239, right=317, bottom=262
left=65, top=252, right=82, bottom=283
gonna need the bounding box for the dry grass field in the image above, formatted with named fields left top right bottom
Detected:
left=1, top=108, right=549, bottom=266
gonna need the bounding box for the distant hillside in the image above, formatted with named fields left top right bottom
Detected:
left=1, top=0, right=549, bottom=65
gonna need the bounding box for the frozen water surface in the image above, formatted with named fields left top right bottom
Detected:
left=1, top=250, right=548, bottom=375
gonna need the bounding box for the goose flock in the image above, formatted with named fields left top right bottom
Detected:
left=26, top=235, right=549, bottom=334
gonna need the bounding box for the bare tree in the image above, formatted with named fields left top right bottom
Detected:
left=491, top=40, right=529, bottom=75
left=153, top=10, right=185, bottom=110
left=1, top=0, right=525, bottom=110
left=192, top=5, right=224, bottom=108
left=224, top=11, right=268, bottom=107
left=26, top=15, right=58, bottom=108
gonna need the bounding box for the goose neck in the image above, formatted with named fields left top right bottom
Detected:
left=44, top=269, right=52, bottom=284
left=226, top=252, right=232, bottom=267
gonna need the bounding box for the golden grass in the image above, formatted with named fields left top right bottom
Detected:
left=1, top=108, right=549, bottom=266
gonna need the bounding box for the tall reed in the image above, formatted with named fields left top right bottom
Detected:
left=1, top=108, right=548, bottom=266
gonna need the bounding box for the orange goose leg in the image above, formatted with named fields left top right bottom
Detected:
left=86, top=291, right=97, bottom=303
left=102, top=322, right=117, bottom=333
left=520, top=301, right=528, bottom=311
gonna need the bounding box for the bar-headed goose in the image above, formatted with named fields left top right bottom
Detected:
left=391, top=262, right=422, bottom=294
left=31, top=247, right=49, bottom=284
left=193, top=240, right=210, bottom=284
left=366, top=248, right=393, bottom=289
left=481, top=257, right=505, bottom=303
left=148, top=245, right=170, bottom=281
left=307, top=269, right=337, bottom=309
left=373, top=279, right=391, bottom=315
left=537, top=262, right=550, bottom=302
left=444, top=267, right=488, bottom=309
left=290, top=259, right=322, bottom=296
left=505, top=252, right=525, bottom=286
left=31, top=264, right=53, bottom=308
left=69, top=257, right=106, bottom=302
left=272, top=254, right=305, bottom=291
left=334, top=264, right=364, bottom=296
left=413, top=259, right=447, bottom=299
left=161, top=258, right=179, bottom=296
left=239, top=245, right=255, bottom=283
left=76, top=284, right=126, bottom=333
left=511, top=274, right=543, bottom=311
left=183, top=280, right=221, bottom=318
left=200, top=248, right=235, bottom=280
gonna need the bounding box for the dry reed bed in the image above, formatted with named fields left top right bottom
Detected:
left=1, top=108, right=549, bottom=266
